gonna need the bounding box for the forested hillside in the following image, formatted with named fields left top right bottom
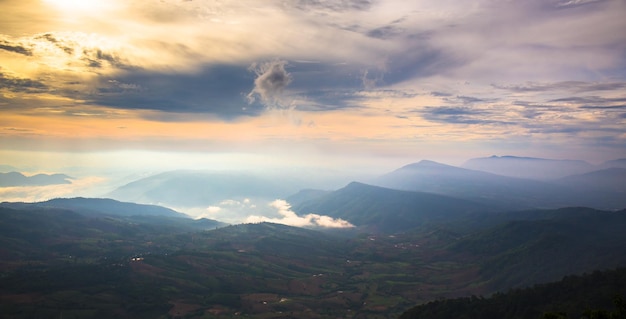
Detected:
left=400, top=267, right=626, bottom=319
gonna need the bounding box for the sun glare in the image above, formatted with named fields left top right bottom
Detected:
left=42, top=0, right=110, bottom=13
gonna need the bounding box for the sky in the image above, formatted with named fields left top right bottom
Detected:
left=1, top=0, right=626, bottom=191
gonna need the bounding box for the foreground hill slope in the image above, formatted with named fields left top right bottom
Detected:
left=2, top=202, right=626, bottom=318
left=1, top=197, right=187, bottom=218
left=400, top=267, right=626, bottom=319
left=450, top=207, right=626, bottom=290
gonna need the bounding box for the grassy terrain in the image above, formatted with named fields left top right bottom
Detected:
left=2, top=205, right=626, bottom=318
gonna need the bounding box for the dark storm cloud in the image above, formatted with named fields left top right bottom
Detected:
left=420, top=106, right=507, bottom=125
left=381, top=46, right=467, bottom=86
left=579, top=105, right=626, bottom=109
left=431, top=91, right=453, bottom=97
left=84, top=64, right=264, bottom=120
left=549, top=96, right=626, bottom=104
left=0, top=72, right=46, bottom=93
left=526, top=125, right=586, bottom=134
left=295, top=90, right=366, bottom=111
left=36, top=33, right=74, bottom=55
left=493, top=81, right=626, bottom=93
left=247, top=60, right=292, bottom=108
left=292, top=0, right=372, bottom=12
left=288, top=61, right=363, bottom=90
left=367, top=25, right=404, bottom=40
left=0, top=41, right=32, bottom=56
left=366, top=16, right=407, bottom=39
left=82, top=48, right=133, bottom=70
left=450, top=95, right=490, bottom=104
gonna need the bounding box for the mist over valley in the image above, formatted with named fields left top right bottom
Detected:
left=1, top=155, right=626, bottom=318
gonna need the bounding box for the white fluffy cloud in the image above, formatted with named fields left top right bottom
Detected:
left=245, top=199, right=354, bottom=228
left=0, top=177, right=107, bottom=203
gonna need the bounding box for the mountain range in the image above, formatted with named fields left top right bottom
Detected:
left=368, top=159, right=626, bottom=210
left=99, top=156, right=626, bottom=217
left=292, top=181, right=493, bottom=232
left=461, top=155, right=595, bottom=180
left=106, top=170, right=296, bottom=207
left=0, top=172, right=72, bottom=187
left=2, top=154, right=626, bottom=318
left=1, top=197, right=187, bottom=218
left=461, top=155, right=626, bottom=180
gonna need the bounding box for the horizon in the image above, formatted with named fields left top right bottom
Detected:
left=2, top=151, right=624, bottom=225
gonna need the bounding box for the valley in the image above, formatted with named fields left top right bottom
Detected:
left=1, top=156, right=626, bottom=318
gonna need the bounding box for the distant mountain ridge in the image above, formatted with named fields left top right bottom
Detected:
left=0, top=164, right=18, bottom=173
left=107, top=170, right=295, bottom=207
left=0, top=172, right=72, bottom=187
left=292, top=181, right=493, bottom=232
left=0, top=197, right=187, bottom=218
left=374, top=160, right=565, bottom=208
left=462, top=155, right=593, bottom=180
left=601, top=158, right=626, bottom=169
left=554, top=167, right=626, bottom=194
left=370, top=159, right=626, bottom=210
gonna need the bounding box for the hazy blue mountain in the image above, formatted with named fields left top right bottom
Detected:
left=554, top=167, right=626, bottom=194
left=601, top=158, right=626, bottom=169
left=0, top=197, right=187, bottom=218
left=0, top=171, right=72, bottom=187
left=461, top=155, right=593, bottom=180
left=107, top=170, right=295, bottom=207
left=0, top=164, right=18, bottom=173
left=292, top=181, right=493, bottom=232
left=285, top=188, right=331, bottom=207
left=374, top=160, right=570, bottom=209
left=371, top=160, right=626, bottom=210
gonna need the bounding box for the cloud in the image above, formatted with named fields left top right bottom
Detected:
left=245, top=199, right=354, bottom=228
left=292, top=0, right=372, bottom=13
left=420, top=106, right=506, bottom=125
left=556, top=0, right=606, bottom=8
left=206, top=206, right=221, bottom=214
left=247, top=60, right=293, bottom=109
left=0, top=0, right=625, bottom=161
left=0, top=71, right=47, bottom=93
left=0, top=177, right=107, bottom=203
left=80, top=64, right=264, bottom=120
left=493, top=81, right=626, bottom=93
left=0, top=41, right=32, bottom=56
left=549, top=96, right=626, bottom=104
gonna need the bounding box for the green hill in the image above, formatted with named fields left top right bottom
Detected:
left=2, top=202, right=626, bottom=318
left=400, top=267, right=626, bottom=319
left=293, top=181, right=493, bottom=233
left=1, top=197, right=188, bottom=218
